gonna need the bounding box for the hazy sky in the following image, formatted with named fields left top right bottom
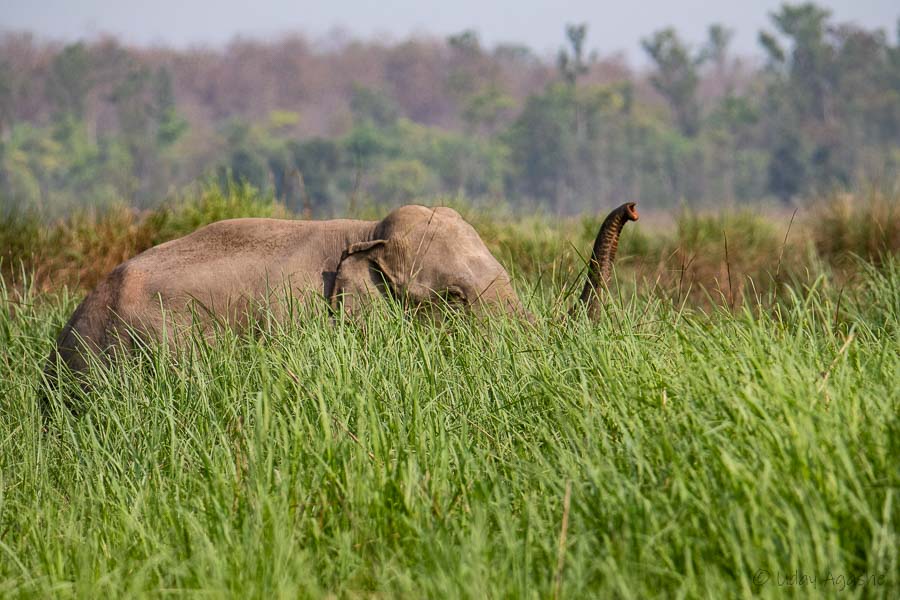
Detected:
left=1, top=0, right=897, bottom=61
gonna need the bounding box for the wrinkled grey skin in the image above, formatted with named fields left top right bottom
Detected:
left=46, top=203, right=636, bottom=383
left=48, top=206, right=520, bottom=378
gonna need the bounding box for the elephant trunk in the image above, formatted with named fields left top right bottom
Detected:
left=576, top=202, right=639, bottom=320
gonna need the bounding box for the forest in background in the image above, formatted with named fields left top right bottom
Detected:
left=1, top=2, right=899, bottom=217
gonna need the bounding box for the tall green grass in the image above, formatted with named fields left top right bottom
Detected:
left=1, top=255, right=897, bottom=597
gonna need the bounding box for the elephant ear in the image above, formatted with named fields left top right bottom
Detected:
left=330, top=238, right=410, bottom=315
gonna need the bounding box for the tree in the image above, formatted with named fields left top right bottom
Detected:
left=557, top=24, right=590, bottom=87
left=761, top=3, right=833, bottom=122
left=506, top=84, right=577, bottom=209
left=373, top=159, right=436, bottom=203
left=642, top=28, right=704, bottom=137
left=703, top=24, right=734, bottom=67
left=153, top=67, right=188, bottom=147
left=286, top=137, right=341, bottom=211
left=768, top=134, right=807, bottom=202
left=350, top=85, right=399, bottom=128
left=447, top=30, right=481, bottom=55
left=757, top=4, right=899, bottom=194
left=46, top=43, right=93, bottom=120
left=462, top=84, right=514, bottom=135
left=701, top=24, right=736, bottom=97
left=0, top=60, right=13, bottom=136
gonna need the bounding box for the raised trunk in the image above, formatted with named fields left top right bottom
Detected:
left=577, top=202, right=639, bottom=320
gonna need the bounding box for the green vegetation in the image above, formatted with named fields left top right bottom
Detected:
left=1, top=187, right=898, bottom=597
left=1, top=2, right=898, bottom=594
left=2, top=3, right=899, bottom=216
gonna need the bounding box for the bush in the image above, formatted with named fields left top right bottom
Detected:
left=1, top=183, right=287, bottom=291
left=372, top=159, right=438, bottom=203
left=146, top=181, right=289, bottom=245
left=809, top=190, right=900, bottom=266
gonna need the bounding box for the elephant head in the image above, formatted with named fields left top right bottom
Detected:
left=329, top=202, right=639, bottom=321
left=329, top=205, right=526, bottom=319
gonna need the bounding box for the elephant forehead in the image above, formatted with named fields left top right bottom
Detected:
left=378, top=205, right=466, bottom=236
left=378, top=205, right=499, bottom=271
left=431, top=243, right=507, bottom=289
left=413, top=225, right=493, bottom=266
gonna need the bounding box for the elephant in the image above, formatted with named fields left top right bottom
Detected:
left=44, top=202, right=638, bottom=385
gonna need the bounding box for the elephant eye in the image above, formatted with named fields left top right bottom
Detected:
left=441, top=286, right=468, bottom=305
left=370, top=261, right=401, bottom=299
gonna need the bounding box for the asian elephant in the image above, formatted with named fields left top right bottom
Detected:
left=45, top=202, right=638, bottom=381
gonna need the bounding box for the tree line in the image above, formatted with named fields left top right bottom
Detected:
left=1, top=2, right=898, bottom=216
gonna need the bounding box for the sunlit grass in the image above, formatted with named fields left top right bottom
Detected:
left=1, top=256, right=897, bottom=597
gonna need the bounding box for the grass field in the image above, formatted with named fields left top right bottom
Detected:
left=1, top=191, right=899, bottom=597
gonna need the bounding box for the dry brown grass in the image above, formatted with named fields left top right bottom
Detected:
left=808, top=189, right=900, bottom=267
left=1, top=184, right=288, bottom=292
left=2, top=188, right=897, bottom=311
